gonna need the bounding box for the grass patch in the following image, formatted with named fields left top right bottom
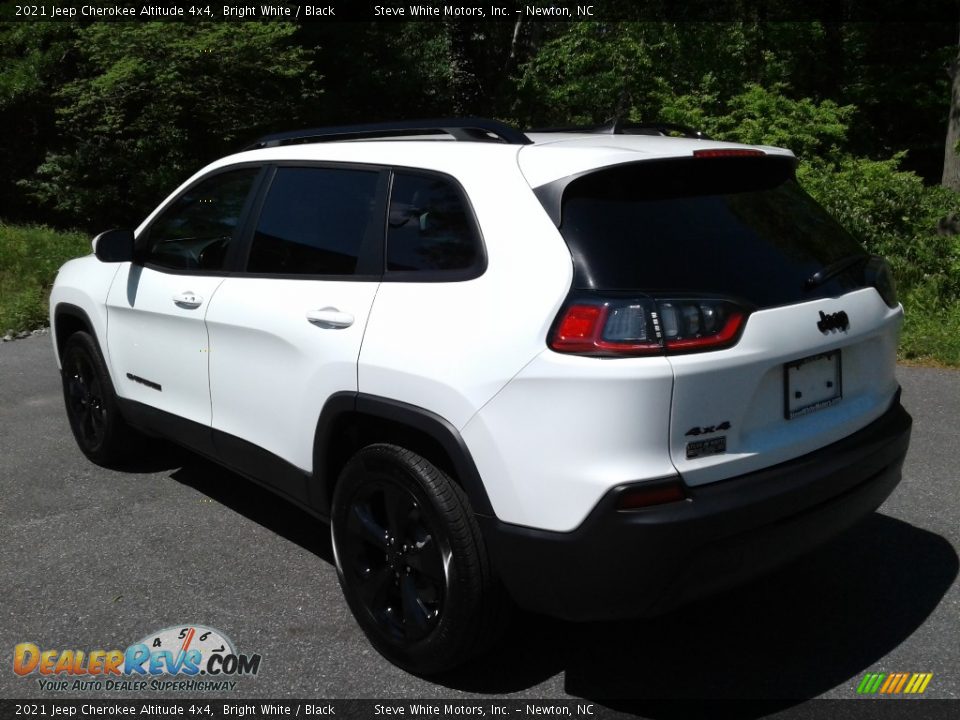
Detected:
left=899, top=283, right=960, bottom=368
left=0, top=222, right=90, bottom=333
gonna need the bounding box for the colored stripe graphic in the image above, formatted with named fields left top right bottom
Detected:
left=905, top=673, right=934, bottom=694
left=857, top=673, right=885, bottom=694
left=857, top=672, right=933, bottom=695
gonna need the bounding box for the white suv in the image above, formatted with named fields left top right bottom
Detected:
left=50, top=118, right=912, bottom=674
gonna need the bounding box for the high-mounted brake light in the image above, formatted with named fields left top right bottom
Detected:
left=550, top=297, right=749, bottom=356
left=692, top=149, right=766, bottom=159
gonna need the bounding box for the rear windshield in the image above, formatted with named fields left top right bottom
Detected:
left=557, top=157, right=867, bottom=308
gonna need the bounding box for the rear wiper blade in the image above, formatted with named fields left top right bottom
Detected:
left=804, top=254, right=869, bottom=290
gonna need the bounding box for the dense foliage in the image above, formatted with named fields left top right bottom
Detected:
left=0, top=17, right=958, bottom=363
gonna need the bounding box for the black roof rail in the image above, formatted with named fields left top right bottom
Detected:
left=244, top=117, right=532, bottom=150
left=528, top=120, right=710, bottom=140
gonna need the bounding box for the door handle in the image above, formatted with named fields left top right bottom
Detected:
left=173, top=292, right=203, bottom=309
left=306, top=307, right=354, bottom=329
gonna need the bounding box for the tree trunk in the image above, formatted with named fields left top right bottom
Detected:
left=942, top=28, right=960, bottom=190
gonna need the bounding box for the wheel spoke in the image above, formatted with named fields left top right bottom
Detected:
left=67, top=376, right=85, bottom=410
left=381, top=484, right=412, bottom=541
left=353, top=562, right=394, bottom=612
left=88, top=376, right=103, bottom=402
left=399, top=573, right=431, bottom=632
left=88, top=403, right=105, bottom=435
left=406, top=533, right=445, bottom=584
left=348, top=502, right=389, bottom=551
left=81, top=406, right=97, bottom=442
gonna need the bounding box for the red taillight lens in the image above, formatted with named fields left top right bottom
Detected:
left=616, top=480, right=687, bottom=510
left=550, top=297, right=749, bottom=356
left=550, top=300, right=661, bottom=355
left=553, top=304, right=607, bottom=352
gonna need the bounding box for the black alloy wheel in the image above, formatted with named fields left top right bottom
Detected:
left=60, top=331, right=139, bottom=465
left=65, top=346, right=107, bottom=449
left=331, top=444, right=507, bottom=674
left=340, top=477, right=448, bottom=643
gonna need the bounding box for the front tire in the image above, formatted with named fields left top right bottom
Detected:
left=60, top=331, right=140, bottom=466
left=331, top=444, right=506, bottom=674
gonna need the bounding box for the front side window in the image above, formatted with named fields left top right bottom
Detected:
left=144, top=168, right=258, bottom=271
left=386, top=172, right=481, bottom=274
left=247, top=167, right=380, bottom=276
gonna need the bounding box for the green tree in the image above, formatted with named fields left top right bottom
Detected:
left=23, top=22, right=318, bottom=229
left=0, top=22, right=79, bottom=224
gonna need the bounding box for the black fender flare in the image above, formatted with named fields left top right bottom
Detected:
left=311, top=392, right=495, bottom=519
left=52, top=303, right=98, bottom=361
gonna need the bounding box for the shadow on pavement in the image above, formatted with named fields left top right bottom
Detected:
left=444, top=514, right=957, bottom=718
left=167, top=457, right=956, bottom=717
left=169, top=456, right=333, bottom=562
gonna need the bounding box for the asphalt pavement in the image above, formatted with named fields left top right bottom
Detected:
left=1, top=334, right=957, bottom=715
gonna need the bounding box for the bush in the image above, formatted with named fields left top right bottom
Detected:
left=659, top=84, right=855, bottom=159
left=798, top=154, right=960, bottom=296
left=0, top=223, right=89, bottom=333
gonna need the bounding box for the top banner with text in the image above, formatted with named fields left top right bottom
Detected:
left=3, top=0, right=960, bottom=23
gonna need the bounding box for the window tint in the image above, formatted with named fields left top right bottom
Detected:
left=387, top=172, right=480, bottom=273
left=248, top=167, right=379, bottom=276
left=558, top=158, right=868, bottom=309
left=145, top=169, right=258, bottom=271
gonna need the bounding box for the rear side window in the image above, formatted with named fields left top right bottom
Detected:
left=557, top=158, right=868, bottom=308
left=247, top=167, right=380, bottom=276
left=145, top=168, right=258, bottom=271
left=386, top=172, right=482, bottom=275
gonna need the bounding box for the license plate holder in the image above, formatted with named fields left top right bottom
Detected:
left=784, top=350, right=842, bottom=420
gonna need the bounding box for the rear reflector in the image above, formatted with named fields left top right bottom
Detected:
left=617, top=481, right=687, bottom=510
left=693, top=148, right=766, bottom=159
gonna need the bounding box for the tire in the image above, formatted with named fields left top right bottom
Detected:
left=60, top=331, right=141, bottom=466
left=331, top=443, right=507, bottom=675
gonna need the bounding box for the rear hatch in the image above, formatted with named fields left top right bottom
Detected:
left=547, top=154, right=902, bottom=486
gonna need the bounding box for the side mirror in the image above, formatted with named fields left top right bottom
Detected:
left=92, top=229, right=135, bottom=263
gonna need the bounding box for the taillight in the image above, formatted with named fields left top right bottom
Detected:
left=550, top=296, right=749, bottom=356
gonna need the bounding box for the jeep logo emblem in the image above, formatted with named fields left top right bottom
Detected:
left=817, top=310, right=849, bottom=333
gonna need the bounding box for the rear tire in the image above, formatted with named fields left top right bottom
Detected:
left=331, top=443, right=507, bottom=674
left=60, top=331, right=141, bottom=466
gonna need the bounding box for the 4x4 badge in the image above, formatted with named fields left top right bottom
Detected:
left=817, top=310, right=850, bottom=333
left=685, top=421, right=731, bottom=437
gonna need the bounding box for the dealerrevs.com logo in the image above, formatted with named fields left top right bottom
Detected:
left=13, top=625, right=262, bottom=692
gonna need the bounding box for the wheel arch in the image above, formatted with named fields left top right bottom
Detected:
left=312, top=393, right=495, bottom=519
left=52, top=303, right=98, bottom=363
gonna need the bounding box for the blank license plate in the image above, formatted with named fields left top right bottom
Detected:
left=784, top=351, right=841, bottom=419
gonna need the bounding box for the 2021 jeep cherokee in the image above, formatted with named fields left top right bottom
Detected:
left=51, top=118, right=912, bottom=674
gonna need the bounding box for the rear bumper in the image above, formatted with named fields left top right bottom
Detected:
left=478, top=396, right=912, bottom=621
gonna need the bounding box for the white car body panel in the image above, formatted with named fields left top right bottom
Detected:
left=461, top=352, right=676, bottom=531
left=666, top=288, right=902, bottom=486
left=104, top=264, right=225, bottom=427
left=358, top=156, right=573, bottom=431
left=49, top=255, right=120, bottom=367
left=518, top=134, right=795, bottom=188
left=205, top=277, right=379, bottom=472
